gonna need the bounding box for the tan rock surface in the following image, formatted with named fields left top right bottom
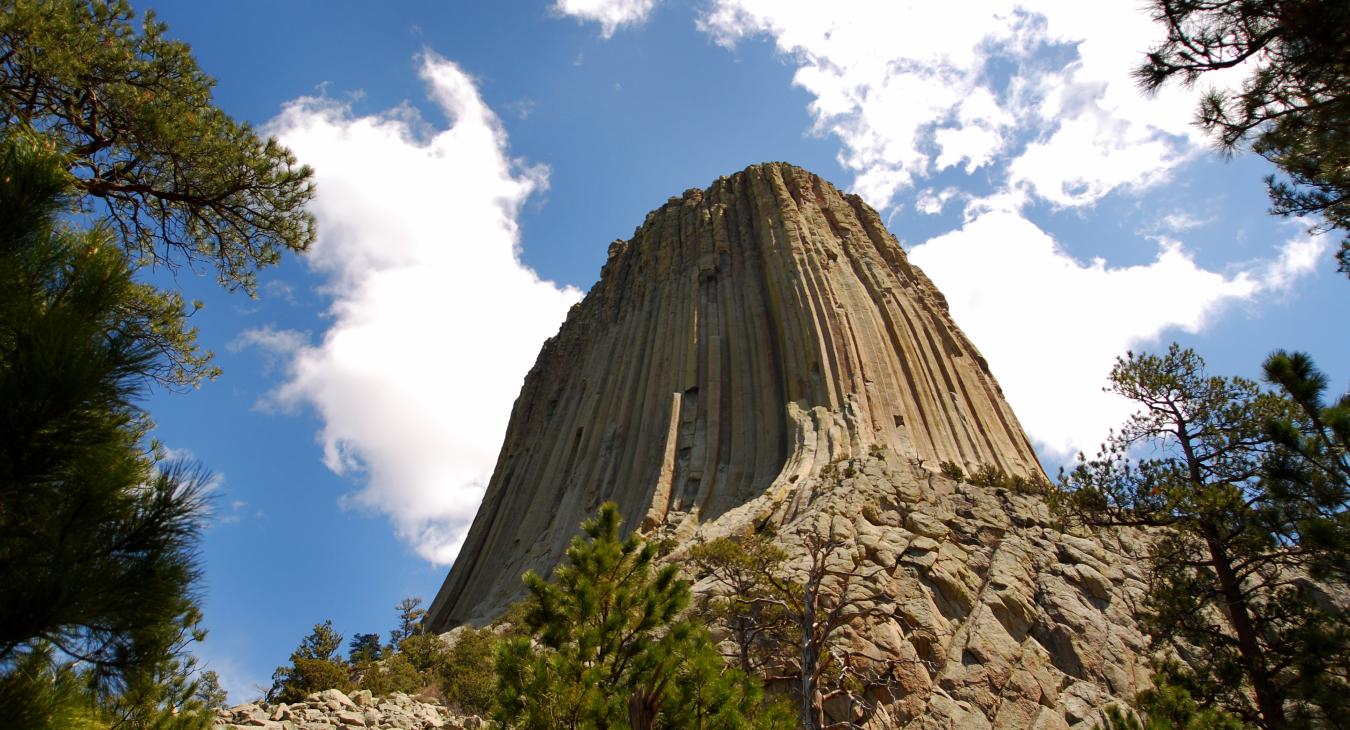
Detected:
left=692, top=453, right=1153, bottom=728
left=426, top=162, right=1155, bottom=726
left=429, top=162, right=1043, bottom=629
left=214, top=691, right=480, bottom=730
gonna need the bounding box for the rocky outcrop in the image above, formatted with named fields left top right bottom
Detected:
left=686, top=452, right=1153, bottom=728
left=430, top=162, right=1043, bottom=629
left=424, top=162, right=1157, bottom=727
left=214, top=688, right=482, bottom=730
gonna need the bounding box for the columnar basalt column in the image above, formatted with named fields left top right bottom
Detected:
left=428, top=162, right=1043, bottom=629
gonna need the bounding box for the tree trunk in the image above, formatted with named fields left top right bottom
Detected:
left=1201, top=522, right=1286, bottom=729
left=735, top=620, right=754, bottom=676
left=628, top=690, right=657, bottom=730
left=800, top=578, right=822, bottom=730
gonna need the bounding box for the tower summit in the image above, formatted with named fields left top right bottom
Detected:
left=429, top=162, right=1043, bottom=629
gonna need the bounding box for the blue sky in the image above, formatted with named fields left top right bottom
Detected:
left=134, top=0, right=1346, bottom=701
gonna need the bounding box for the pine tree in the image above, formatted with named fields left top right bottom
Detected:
left=0, top=131, right=214, bottom=728
left=1260, top=351, right=1350, bottom=587
left=348, top=634, right=383, bottom=665
left=0, top=0, right=316, bottom=294
left=390, top=597, right=427, bottom=650
left=1057, top=344, right=1349, bottom=728
left=690, top=527, right=900, bottom=730
left=0, top=0, right=318, bottom=388
left=1136, top=0, right=1350, bottom=274
left=492, top=502, right=789, bottom=729
left=1099, top=660, right=1249, bottom=729
left=98, top=607, right=212, bottom=729
left=688, top=534, right=792, bottom=679
left=434, top=625, right=499, bottom=716
left=194, top=670, right=228, bottom=711
left=0, top=643, right=105, bottom=730
left=269, top=621, right=351, bottom=703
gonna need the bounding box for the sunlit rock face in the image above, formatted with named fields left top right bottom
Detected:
left=429, top=162, right=1043, bottom=627
left=428, top=163, right=1157, bottom=727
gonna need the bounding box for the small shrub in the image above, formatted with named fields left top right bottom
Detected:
left=968, top=464, right=1008, bottom=489
left=938, top=461, right=965, bottom=481
left=270, top=621, right=351, bottom=702
left=397, top=632, right=443, bottom=674
left=272, top=657, right=351, bottom=703
left=435, top=627, right=498, bottom=715
left=1008, top=474, right=1051, bottom=496
left=355, top=653, right=422, bottom=697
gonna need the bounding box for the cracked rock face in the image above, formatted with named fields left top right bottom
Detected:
left=426, top=162, right=1152, bottom=727
left=694, top=454, right=1153, bottom=729
left=430, top=162, right=1043, bottom=628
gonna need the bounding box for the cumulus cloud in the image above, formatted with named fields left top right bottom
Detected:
left=554, top=0, right=659, bottom=38
left=248, top=52, right=582, bottom=564
left=1258, top=224, right=1331, bottom=291
left=689, top=1, right=1326, bottom=464
left=909, top=211, right=1326, bottom=459
left=915, top=187, right=961, bottom=215
left=696, top=0, right=1244, bottom=211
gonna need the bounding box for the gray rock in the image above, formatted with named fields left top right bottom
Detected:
left=319, top=688, right=356, bottom=710
left=429, top=162, right=1047, bottom=631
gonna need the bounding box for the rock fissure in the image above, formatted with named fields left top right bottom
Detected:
left=427, top=163, right=1156, bottom=728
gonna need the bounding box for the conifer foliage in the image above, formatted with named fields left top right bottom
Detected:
left=0, top=0, right=316, bottom=294
left=1136, top=0, right=1350, bottom=274
left=1057, top=344, right=1348, bottom=728
left=269, top=621, right=351, bottom=704
left=689, top=528, right=901, bottom=730
left=0, top=132, right=214, bottom=727
left=267, top=597, right=501, bottom=714
left=493, top=502, right=790, bottom=729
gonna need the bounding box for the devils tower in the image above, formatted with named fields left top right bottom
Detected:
left=430, top=163, right=1153, bottom=726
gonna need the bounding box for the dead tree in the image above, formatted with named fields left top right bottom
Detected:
left=691, top=525, right=903, bottom=730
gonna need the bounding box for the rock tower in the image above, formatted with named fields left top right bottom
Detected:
left=431, top=161, right=1042, bottom=624
left=429, top=163, right=1153, bottom=726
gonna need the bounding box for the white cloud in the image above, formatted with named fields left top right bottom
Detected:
left=158, top=445, right=196, bottom=463
left=218, top=499, right=248, bottom=525
left=908, top=211, right=1326, bottom=460
left=915, top=187, right=961, bottom=215
left=229, top=326, right=307, bottom=356
left=262, top=280, right=297, bottom=304
left=1257, top=225, right=1331, bottom=291
left=154, top=445, right=225, bottom=497
left=693, top=1, right=1323, bottom=465
left=1155, top=211, right=1212, bottom=233
left=201, top=472, right=226, bottom=497
left=252, top=52, right=582, bottom=565
left=554, top=0, right=659, bottom=38
left=696, top=0, right=1246, bottom=211
left=1006, top=114, right=1185, bottom=207
left=230, top=326, right=308, bottom=379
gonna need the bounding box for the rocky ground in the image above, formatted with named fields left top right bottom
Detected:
left=684, top=453, right=1156, bottom=729
left=221, top=451, right=1157, bottom=729
left=214, top=688, right=483, bottom=730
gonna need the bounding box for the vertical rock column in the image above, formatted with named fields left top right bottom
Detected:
left=429, top=162, right=1043, bottom=628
